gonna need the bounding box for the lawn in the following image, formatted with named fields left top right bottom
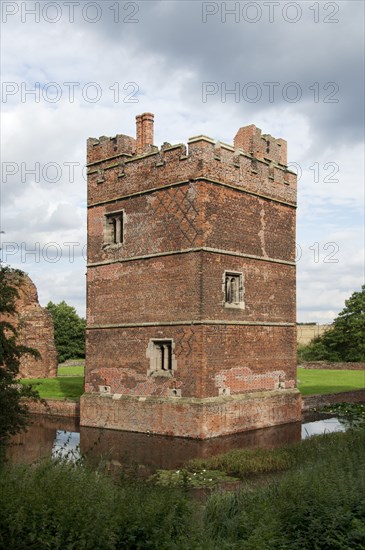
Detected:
left=21, top=368, right=364, bottom=400
left=57, top=365, right=85, bottom=377
left=297, top=368, right=365, bottom=396
left=21, top=376, right=84, bottom=400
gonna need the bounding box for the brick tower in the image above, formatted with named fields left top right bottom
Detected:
left=80, top=113, right=301, bottom=438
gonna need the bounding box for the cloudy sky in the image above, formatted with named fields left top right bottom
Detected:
left=1, top=0, right=364, bottom=323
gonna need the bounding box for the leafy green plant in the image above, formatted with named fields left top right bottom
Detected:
left=150, top=468, right=239, bottom=488
left=0, top=460, right=200, bottom=549
left=298, top=285, right=365, bottom=362
left=204, top=429, right=365, bottom=549
left=46, top=301, right=86, bottom=363
left=319, top=402, right=365, bottom=429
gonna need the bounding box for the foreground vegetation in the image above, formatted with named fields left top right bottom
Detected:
left=156, top=404, right=365, bottom=483
left=1, top=428, right=364, bottom=549
left=297, top=368, right=365, bottom=396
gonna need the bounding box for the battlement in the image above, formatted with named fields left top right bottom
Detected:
left=87, top=114, right=288, bottom=168
left=87, top=134, right=137, bottom=164
left=87, top=114, right=296, bottom=209
left=234, top=124, right=287, bottom=166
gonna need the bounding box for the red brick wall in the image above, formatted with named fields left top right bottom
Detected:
left=136, top=112, right=154, bottom=154
left=84, top=117, right=299, bottom=437
left=88, top=181, right=295, bottom=265
left=302, top=389, right=365, bottom=411
left=200, top=183, right=295, bottom=262
left=87, top=253, right=295, bottom=326
left=202, top=325, right=297, bottom=397
left=234, top=124, right=287, bottom=165
left=301, top=362, right=365, bottom=370
left=87, top=255, right=201, bottom=325
left=87, top=182, right=203, bottom=265
left=87, top=134, right=136, bottom=164
left=85, top=325, right=203, bottom=398
left=85, top=324, right=296, bottom=399
left=201, top=253, right=295, bottom=322
left=26, top=399, right=80, bottom=417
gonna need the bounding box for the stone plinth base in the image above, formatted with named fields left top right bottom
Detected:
left=80, top=389, right=301, bottom=439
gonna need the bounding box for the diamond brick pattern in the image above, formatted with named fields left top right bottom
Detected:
left=153, top=186, right=200, bottom=246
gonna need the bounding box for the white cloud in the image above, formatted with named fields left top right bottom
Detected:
left=1, top=0, right=364, bottom=321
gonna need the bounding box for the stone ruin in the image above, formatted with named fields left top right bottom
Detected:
left=2, top=272, right=58, bottom=378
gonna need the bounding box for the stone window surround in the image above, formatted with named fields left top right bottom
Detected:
left=223, top=270, right=244, bottom=309
left=146, top=338, right=177, bottom=378
left=103, top=209, right=125, bottom=247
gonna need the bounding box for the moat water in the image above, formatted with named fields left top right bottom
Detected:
left=6, top=412, right=347, bottom=473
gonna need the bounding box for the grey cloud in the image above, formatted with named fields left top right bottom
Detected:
left=81, top=0, right=364, bottom=150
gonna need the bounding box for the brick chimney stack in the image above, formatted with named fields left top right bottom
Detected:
left=136, top=112, right=154, bottom=154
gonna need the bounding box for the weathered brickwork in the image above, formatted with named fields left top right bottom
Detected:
left=81, top=113, right=301, bottom=438
left=1, top=273, right=57, bottom=378
left=81, top=389, right=301, bottom=439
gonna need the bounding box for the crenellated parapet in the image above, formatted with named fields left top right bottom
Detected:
left=87, top=134, right=137, bottom=164
left=234, top=124, right=287, bottom=166
left=87, top=116, right=297, bottom=208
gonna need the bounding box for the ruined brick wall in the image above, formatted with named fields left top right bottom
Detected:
left=297, top=324, right=332, bottom=345
left=82, top=114, right=300, bottom=437
left=1, top=273, right=58, bottom=378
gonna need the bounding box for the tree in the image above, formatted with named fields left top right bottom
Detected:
left=0, top=266, right=40, bottom=450
left=46, top=301, right=86, bottom=363
left=300, top=286, right=365, bottom=362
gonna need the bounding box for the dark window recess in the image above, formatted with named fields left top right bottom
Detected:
left=106, top=213, right=123, bottom=244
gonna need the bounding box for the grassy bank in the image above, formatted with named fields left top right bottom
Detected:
left=21, top=376, right=84, bottom=400
left=57, top=365, right=85, bottom=377
left=20, top=361, right=85, bottom=399
left=298, top=368, right=365, bottom=395
left=1, top=428, right=364, bottom=549
left=21, top=366, right=364, bottom=401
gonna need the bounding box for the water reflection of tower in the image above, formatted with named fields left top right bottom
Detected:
left=79, top=421, right=301, bottom=475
